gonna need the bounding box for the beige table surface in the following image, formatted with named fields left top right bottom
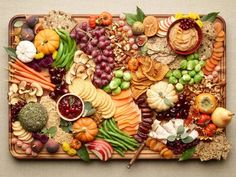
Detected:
left=0, top=0, right=236, bottom=177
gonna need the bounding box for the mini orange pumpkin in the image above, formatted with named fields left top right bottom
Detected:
left=70, top=139, right=82, bottom=150
left=34, top=29, right=59, bottom=55
left=72, top=118, right=98, bottom=142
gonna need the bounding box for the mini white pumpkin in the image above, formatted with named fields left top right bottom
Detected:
left=146, top=81, right=178, bottom=112
left=16, top=40, right=36, bottom=63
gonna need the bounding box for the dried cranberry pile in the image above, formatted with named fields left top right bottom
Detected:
left=156, top=94, right=191, bottom=120
left=11, top=101, right=26, bottom=121
left=58, top=95, right=83, bottom=119
left=166, top=139, right=200, bottom=154
left=179, top=18, right=195, bottom=30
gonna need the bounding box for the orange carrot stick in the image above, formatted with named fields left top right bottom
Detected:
left=11, top=69, right=55, bottom=88
left=15, top=59, right=49, bottom=83
left=11, top=75, right=54, bottom=91
left=9, top=62, right=32, bottom=74
left=9, top=79, right=20, bottom=84
left=10, top=62, right=51, bottom=83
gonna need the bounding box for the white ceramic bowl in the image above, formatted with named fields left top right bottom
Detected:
left=56, top=93, right=84, bottom=122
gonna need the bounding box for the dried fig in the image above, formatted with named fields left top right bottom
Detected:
left=26, top=15, right=39, bottom=28
left=21, top=28, right=35, bottom=41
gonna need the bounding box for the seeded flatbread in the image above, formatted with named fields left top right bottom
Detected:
left=198, top=39, right=213, bottom=60
left=146, top=37, right=177, bottom=64
left=202, top=21, right=216, bottom=42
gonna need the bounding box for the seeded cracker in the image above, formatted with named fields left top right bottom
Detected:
left=146, top=37, right=177, bottom=64
left=195, top=132, right=231, bottom=161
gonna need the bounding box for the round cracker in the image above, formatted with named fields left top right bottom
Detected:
left=102, top=104, right=116, bottom=119
left=92, top=89, right=104, bottom=107
left=84, top=85, right=97, bottom=102
left=99, top=94, right=113, bottom=110
left=100, top=102, right=115, bottom=114
left=78, top=80, right=95, bottom=99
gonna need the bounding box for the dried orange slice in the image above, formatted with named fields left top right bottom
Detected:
left=143, top=16, right=159, bottom=37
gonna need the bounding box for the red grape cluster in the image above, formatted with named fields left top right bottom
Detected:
left=11, top=101, right=26, bottom=122
left=156, top=94, right=191, bottom=120
left=70, top=22, right=115, bottom=88
left=49, top=67, right=68, bottom=99
left=166, top=139, right=200, bottom=154
left=179, top=18, right=195, bottom=30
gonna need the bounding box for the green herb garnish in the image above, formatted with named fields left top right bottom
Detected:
left=179, top=147, right=196, bottom=161
left=124, top=6, right=146, bottom=25
left=77, top=145, right=90, bottom=162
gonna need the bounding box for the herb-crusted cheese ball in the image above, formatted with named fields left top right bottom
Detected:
left=18, top=102, right=48, bottom=132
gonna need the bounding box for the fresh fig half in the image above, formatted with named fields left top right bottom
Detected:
left=136, top=35, right=148, bottom=46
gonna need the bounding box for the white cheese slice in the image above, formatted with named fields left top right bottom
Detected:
left=188, top=130, right=199, bottom=140
left=162, top=121, right=176, bottom=135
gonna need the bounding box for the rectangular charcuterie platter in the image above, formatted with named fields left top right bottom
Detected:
left=7, top=9, right=230, bottom=163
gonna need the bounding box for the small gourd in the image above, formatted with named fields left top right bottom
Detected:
left=72, top=118, right=98, bottom=142
left=146, top=81, right=178, bottom=112
left=16, top=40, right=36, bottom=63
left=34, top=29, right=60, bottom=55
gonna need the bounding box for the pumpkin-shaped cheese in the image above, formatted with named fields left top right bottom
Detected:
left=72, top=118, right=98, bottom=142
left=16, top=40, right=36, bottom=63
left=146, top=81, right=178, bottom=112
left=34, top=29, right=59, bottom=55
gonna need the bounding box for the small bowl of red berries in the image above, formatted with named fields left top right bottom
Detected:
left=167, top=18, right=203, bottom=55
left=57, top=93, right=84, bottom=121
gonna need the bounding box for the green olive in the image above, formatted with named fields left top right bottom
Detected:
left=199, top=60, right=205, bottom=67
left=165, top=70, right=172, bottom=78
left=103, top=85, right=112, bottom=93
left=194, top=64, right=202, bottom=72
left=194, top=74, right=203, bottom=84
left=180, top=60, right=187, bottom=70
left=187, top=61, right=194, bottom=70
left=182, top=74, right=191, bottom=81
left=179, top=78, right=186, bottom=85
left=189, top=70, right=196, bottom=77
left=175, top=83, right=184, bottom=92
left=112, top=87, right=122, bottom=95
left=194, top=53, right=200, bottom=59
left=182, top=70, right=188, bottom=75
left=187, top=54, right=194, bottom=60
left=189, top=78, right=195, bottom=85
left=193, top=60, right=199, bottom=66
left=120, top=81, right=130, bottom=90
left=114, top=70, right=124, bottom=78
left=198, top=70, right=204, bottom=77
left=173, top=70, right=182, bottom=79
left=169, top=76, right=178, bottom=84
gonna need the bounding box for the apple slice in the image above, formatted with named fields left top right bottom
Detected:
left=170, top=16, right=176, bottom=23
left=92, top=142, right=112, bottom=161
left=86, top=140, right=113, bottom=161
left=86, top=143, right=108, bottom=161
left=93, top=139, right=113, bottom=154
left=159, top=20, right=168, bottom=31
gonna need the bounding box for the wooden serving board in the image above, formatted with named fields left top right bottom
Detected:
left=8, top=14, right=227, bottom=160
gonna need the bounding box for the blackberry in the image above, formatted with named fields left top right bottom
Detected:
left=167, top=139, right=200, bottom=154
